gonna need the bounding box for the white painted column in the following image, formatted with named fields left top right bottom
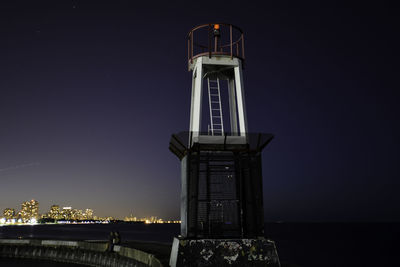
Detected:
left=188, top=70, right=196, bottom=136
left=234, top=61, right=248, bottom=136
left=189, top=57, right=203, bottom=144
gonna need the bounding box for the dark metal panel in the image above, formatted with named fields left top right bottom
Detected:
left=171, top=132, right=272, bottom=239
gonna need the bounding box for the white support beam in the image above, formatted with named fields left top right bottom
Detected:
left=189, top=57, right=203, bottom=144
left=234, top=61, right=248, bottom=137
left=188, top=68, right=196, bottom=137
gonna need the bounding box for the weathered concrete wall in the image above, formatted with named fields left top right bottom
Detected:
left=116, top=245, right=162, bottom=267
left=170, top=237, right=281, bottom=267
left=0, top=239, right=163, bottom=267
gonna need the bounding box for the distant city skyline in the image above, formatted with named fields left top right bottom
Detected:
left=1, top=199, right=179, bottom=224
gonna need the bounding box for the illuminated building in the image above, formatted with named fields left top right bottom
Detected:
left=124, top=215, right=138, bottom=222
left=150, top=216, right=157, bottom=223
left=19, top=199, right=39, bottom=222
left=3, top=208, right=15, bottom=219
left=47, top=205, right=93, bottom=221
left=61, top=207, right=72, bottom=220
left=70, top=209, right=79, bottom=220
left=49, top=205, right=61, bottom=220
left=123, top=214, right=179, bottom=224
left=84, top=209, right=93, bottom=220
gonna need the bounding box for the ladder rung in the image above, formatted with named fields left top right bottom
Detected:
left=211, top=101, right=220, bottom=103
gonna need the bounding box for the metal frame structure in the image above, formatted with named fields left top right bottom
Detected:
left=188, top=24, right=248, bottom=146
left=169, top=132, right=273, bottom=239
left=187, top=23, right=245, bottom=66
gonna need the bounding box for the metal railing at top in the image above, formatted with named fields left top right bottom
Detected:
left=188, top=23, right=245, bottom=68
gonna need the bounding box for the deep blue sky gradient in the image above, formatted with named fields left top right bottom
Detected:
left=0, top=2, right=399, bottom=221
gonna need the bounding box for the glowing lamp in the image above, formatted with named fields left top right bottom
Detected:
left=213, top=24, right=221, bottom=36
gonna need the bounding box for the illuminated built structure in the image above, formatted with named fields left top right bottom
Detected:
left=169, top=23, right=280, bottom=266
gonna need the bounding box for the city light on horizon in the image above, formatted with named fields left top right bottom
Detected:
left=1, top=199, right=180, bottom=226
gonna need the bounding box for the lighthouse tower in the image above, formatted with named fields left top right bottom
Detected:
left=169, top=24, right=280, bottom=267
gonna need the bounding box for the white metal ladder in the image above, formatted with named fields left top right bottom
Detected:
left=207, top=77, right=224, bottom=136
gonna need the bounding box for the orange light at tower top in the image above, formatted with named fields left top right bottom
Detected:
left=213, top=24, right=220, bottom=30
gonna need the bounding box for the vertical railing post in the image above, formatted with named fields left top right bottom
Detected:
left=241, top=34, right=245, bottom=61
left=191, top=31, right=194, bottom=64
left=188, top=35, right=190, bottom=67
left=208, top=24, right=212, bottom=58
left=230, top=25, right=233, bottom=59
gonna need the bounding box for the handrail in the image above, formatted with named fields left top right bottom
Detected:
left=187, top=23, right=244, bottom=37
left=187, top=23, right=245, bottom=68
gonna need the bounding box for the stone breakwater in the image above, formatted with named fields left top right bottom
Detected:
left=0, top=239, right=163, bottom=267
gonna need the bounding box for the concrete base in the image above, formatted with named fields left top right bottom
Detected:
left=169, top=237, right=280, bottom=267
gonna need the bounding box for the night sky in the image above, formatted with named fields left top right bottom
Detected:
left=0, top=2, right=399, bottom=221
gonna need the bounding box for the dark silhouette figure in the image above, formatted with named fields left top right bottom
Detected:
left=114, top=231, right=121, bottom=245
left=107, top=231, right=115, bottom=252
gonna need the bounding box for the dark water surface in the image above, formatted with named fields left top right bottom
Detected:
left=266, top=222, right=399, bottom=267
left=1, top=222, right=398, bottom=266
left=0, top=223, right=179, bottom=243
